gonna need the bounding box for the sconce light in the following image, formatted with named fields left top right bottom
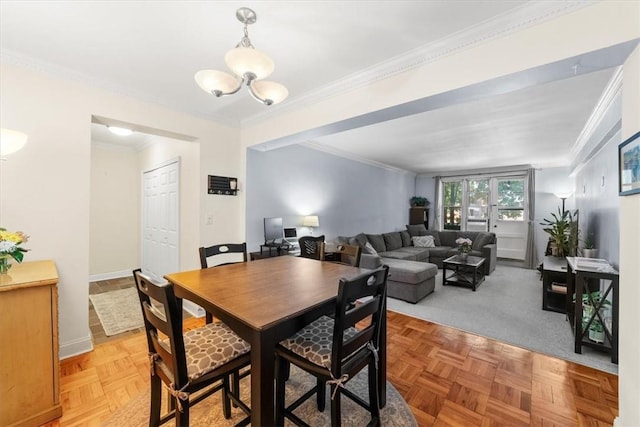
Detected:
left=0, top=128, right=28, bottom=156
left=303, top=215, right=319, bottom=234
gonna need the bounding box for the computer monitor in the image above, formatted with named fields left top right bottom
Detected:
left=284, top=227, right=297, bottom=238
left=264, top=217, right=283, bottom=244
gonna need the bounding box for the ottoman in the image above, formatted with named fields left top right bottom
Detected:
left=383, top=258, right=438, bottom=303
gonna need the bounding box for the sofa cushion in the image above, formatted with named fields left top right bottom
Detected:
left=412, top=235, right=435, bottom=248
left=471, top=232, right=494, bottom=250
left=360, top=254, right=383, bottom=269
left=366, top=234, right=386, bottom=253
left=339, top=233, right=368, bottom=248
left=394, top=246, right=430, bottom=262
left=427, top=246, right=454, bottom=258
left=383, top=232, right=403, bottom=251
left=406, top=224, right=427, bottom=237
left=383, top=258, right=438, bottom=285
left=378, top=251, right=416, bottom=261
left=438, top=231, right=458, bottom=247
left=363, top=242, right=378, bottom=255
left=400, top=230, right=412, bottom=247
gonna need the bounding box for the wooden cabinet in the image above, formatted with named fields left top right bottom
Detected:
left=542, top=256, right=568, bottom=313
left=409, top=207, right=429, bottom=229
left=0, top=260, right=62, bottom=426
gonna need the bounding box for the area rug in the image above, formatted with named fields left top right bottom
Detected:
left=387, top=264, right=618, bottom=374
left=103, top=365, right=416, bottom=426
left=89, top=287, right=144, bottom=336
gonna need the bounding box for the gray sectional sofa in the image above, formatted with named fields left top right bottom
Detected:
left=337, top=225, right=497, bottom=303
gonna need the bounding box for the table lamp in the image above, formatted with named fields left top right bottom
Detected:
left=303, top=215, right=319, bottom=235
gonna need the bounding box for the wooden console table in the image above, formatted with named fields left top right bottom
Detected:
left=0, top=260, right=62, bottom=426
left=542, top=256, right=568, bottom=313
left=566, top=257, right=619, bottom=364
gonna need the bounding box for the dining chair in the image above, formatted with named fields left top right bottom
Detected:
left=321, top=243, right=362, bottom=267
left=298, top=235, right=325, bottom=260
left=274, top=265, right=389, bottom=426
left=199, top=243, right=247, bottom=323
left=132, top=269, right=251, bottom=427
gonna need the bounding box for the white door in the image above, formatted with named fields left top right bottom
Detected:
left=142, top=160, right=179, bottom=283
left=489, top=177, right=528, bottom=260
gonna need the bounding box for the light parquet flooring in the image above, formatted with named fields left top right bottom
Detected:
left=44, top=312, right=617, bottom=426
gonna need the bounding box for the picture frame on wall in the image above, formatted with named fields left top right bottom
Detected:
left=619, top=131, right=640, bottom=196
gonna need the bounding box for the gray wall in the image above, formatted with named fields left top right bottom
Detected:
left=574, top=132, right=621, bottom=267
left=246, top=145, right=416, bottom=253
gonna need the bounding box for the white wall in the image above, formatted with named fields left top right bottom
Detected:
left=617, top=45, right=640, bottom=427
left=0, top=62, right=243, bottom=358
left=90, top=144, right=139, bottom=277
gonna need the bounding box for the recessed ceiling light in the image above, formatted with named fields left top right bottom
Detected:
left=108, top=126, right=133, bottom=136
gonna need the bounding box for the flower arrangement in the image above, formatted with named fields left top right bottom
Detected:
left=455, top=237, right=473, bottom=254
left=0, top=227, right=29, bottom=273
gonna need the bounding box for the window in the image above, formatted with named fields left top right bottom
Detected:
left=497, top=179, right=525, bottom=221
left=443, top=181, right=462, bottom=230
left=467, top=179, right=489, bottom=231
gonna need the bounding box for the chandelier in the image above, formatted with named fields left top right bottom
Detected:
left=195, top=7, right=288, bottom=106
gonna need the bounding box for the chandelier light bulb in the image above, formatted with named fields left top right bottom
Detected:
left=194, top=7, right=287, bottom=106
left=195, top=70, right=241, bottom=96
left=250, top=80, right=289, bottom=105
left=225, top=47, right=274, bottom=81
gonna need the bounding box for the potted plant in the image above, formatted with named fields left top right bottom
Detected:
left=540, top=208, right=570, bottom=257
left=582, top=232, right=599, bottom=258
left=410, top=196, right=429, bottom=207
left=580, top=291, right=611, bottom=344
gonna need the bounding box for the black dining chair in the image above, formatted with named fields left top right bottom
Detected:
left=133, top=269, right=251, bottom=427
left=199, top=243, right=248, bottom=323
left=298, top=235, right=325, bottom=260
left=275, top=265, right=389, bottom=426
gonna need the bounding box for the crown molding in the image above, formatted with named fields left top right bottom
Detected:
left=242, top=0, right=594, bottom=127
left=301, top=141, right=415, bottom=176
left=0, top=49, right=240, bottom=128
left=569, top=66, right=623, bottom=161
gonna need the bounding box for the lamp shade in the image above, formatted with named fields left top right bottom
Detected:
left=303, top=215, right=319, bottom=228
left=553, top=192, right=572, bottom=199
left=0, top=128, right=28, bottom=156
left=225, top=47, right=274, bottom=80
left=251, top=80, right=289, bottom=105
left=195, top=69, right=241, bottom=95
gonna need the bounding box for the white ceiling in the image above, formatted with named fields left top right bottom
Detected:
left=0, top=1, right=628, bottom=173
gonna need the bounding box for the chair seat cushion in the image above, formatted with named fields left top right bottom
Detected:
left=163, top=322, right=250, bottom=381
left=279, top=315, right=358, bottom=370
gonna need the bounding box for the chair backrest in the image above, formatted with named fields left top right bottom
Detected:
left=331, top=265, right=389, bottom=377
left=199, top=242, right=248, bottom=269
left=298, top=235, right=325, bottom=260
left=322, top=243, right=362, bottom=267
left=133, top=269, right=189, bottom=387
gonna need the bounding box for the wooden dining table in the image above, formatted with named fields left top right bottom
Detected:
left=165, top=255, right=387, bottom=426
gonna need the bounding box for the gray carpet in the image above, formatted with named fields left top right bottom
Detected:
left=387, top=264, right=618, bottom=374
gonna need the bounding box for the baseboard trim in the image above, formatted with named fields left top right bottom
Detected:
left=89, top=269, right=131, bottom=282
left=60, top=334, right=94, bottom=359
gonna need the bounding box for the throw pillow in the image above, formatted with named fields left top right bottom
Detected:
left=412, top=235, right=435, bottom=248
left=406, top=224, right=428, bottom=237
left=363, top=242, right=378, bottom=255
left=400, top=230, right=412, bottom=247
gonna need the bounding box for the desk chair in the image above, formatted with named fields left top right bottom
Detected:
left=199, top=243, right=247, bottom=323
left=321, top=243, right=362, bottom=267
left=298, top=235, right=325, bottom=260
left=275, top=265, right=389, bottom=427
left=133, top=269, right=251, bottom=427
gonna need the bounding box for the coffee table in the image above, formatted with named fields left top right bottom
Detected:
left=443, top=254, right=486, bottom=291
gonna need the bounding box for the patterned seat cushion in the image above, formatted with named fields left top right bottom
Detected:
left=162, top=322, right=250, bottom=381
left=279, top=315, right=359, bottom=370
